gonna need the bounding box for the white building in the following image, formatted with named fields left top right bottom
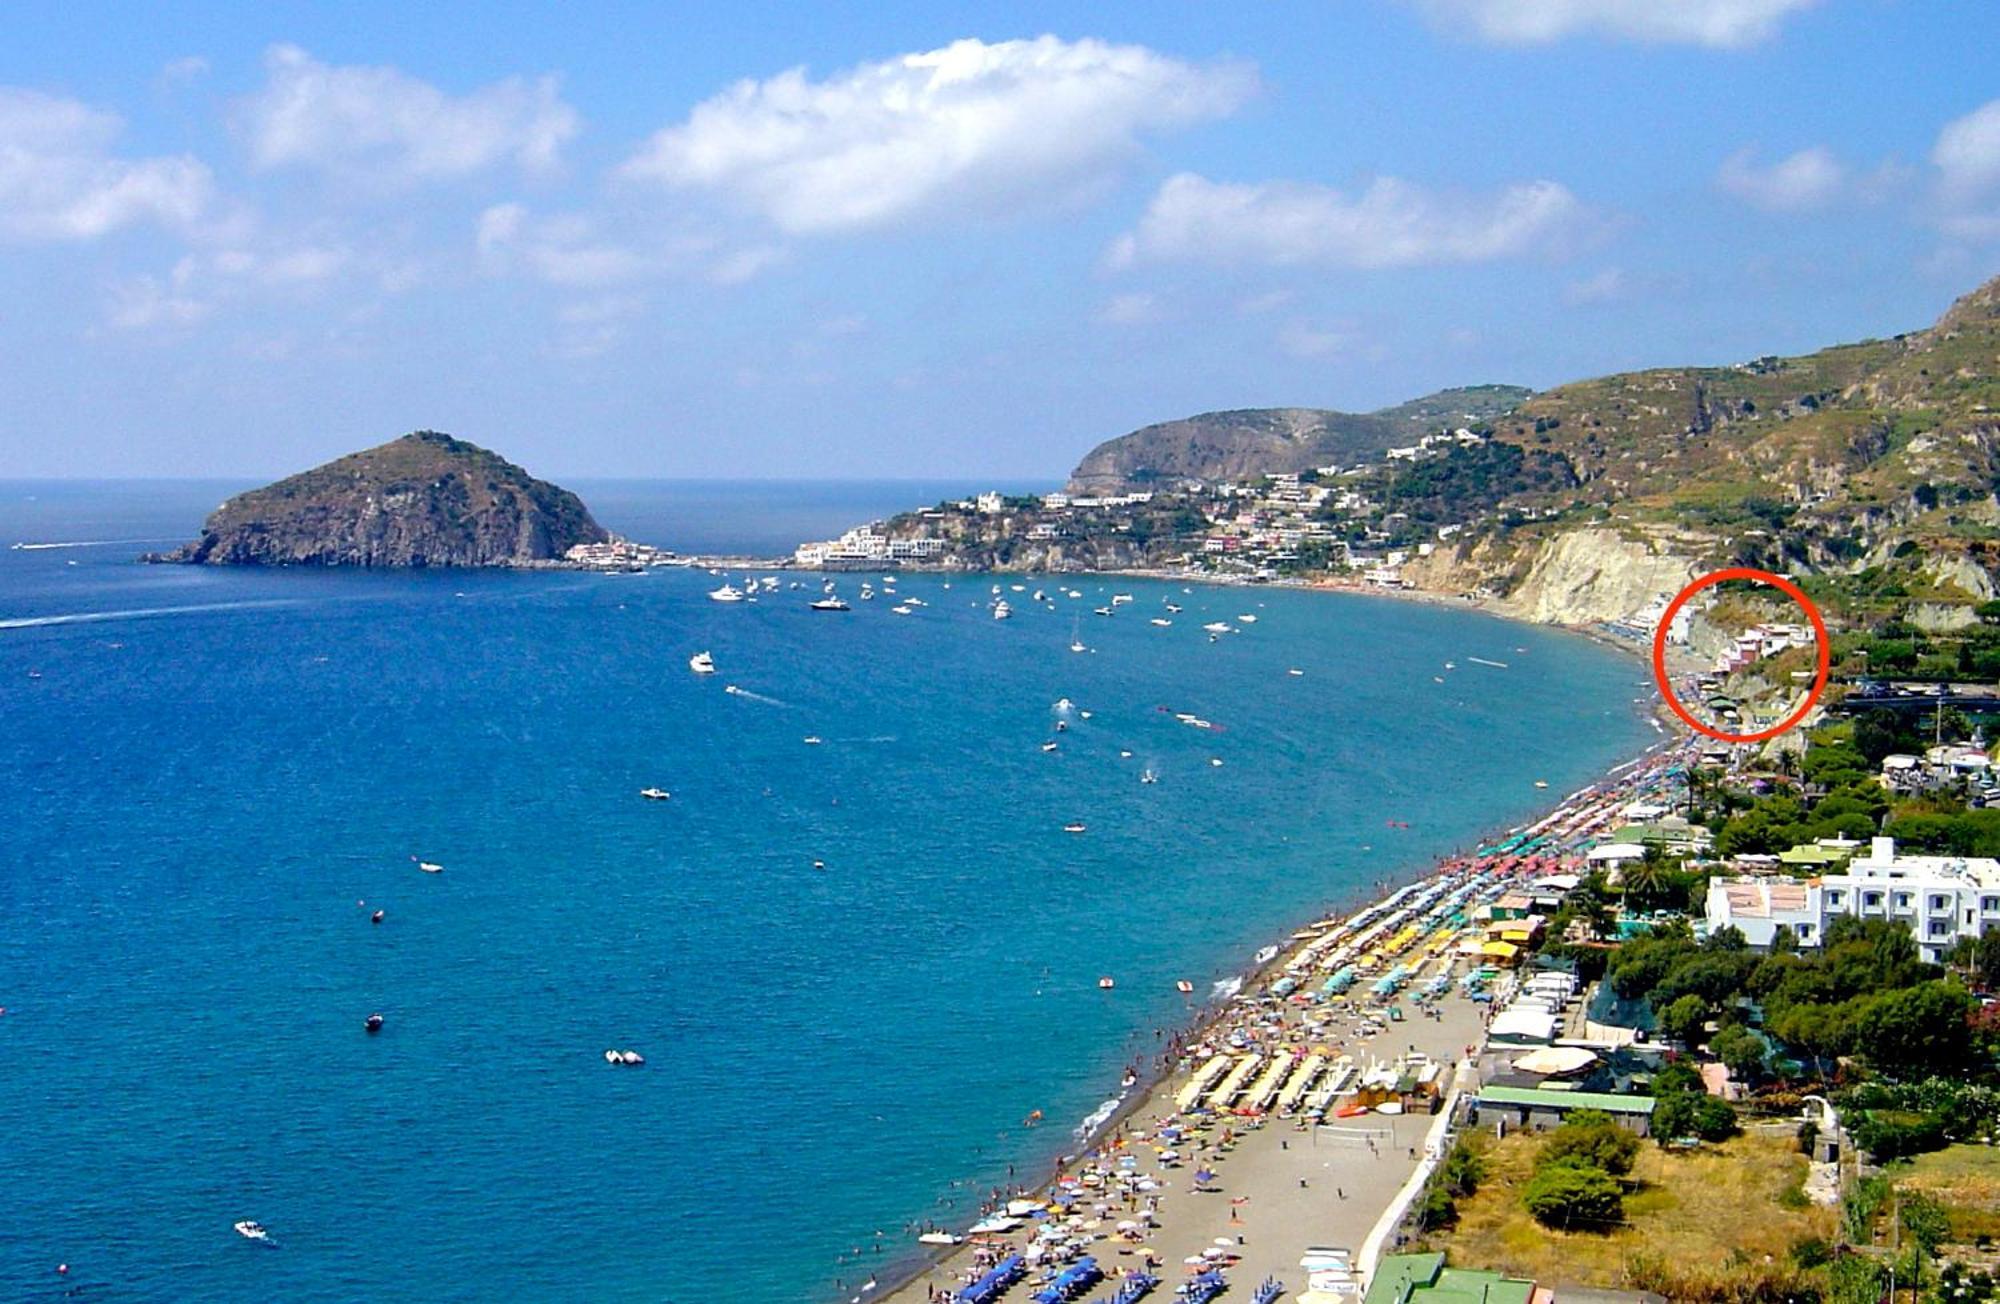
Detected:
left=1706, top=836, right=2000, bottom=963
left=975, top=492, right=1006, bottom=515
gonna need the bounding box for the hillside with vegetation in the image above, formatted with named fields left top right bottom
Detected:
left=1064, top=385, right=1532, bottom=492
left=151, top=431, right=607, bottom=568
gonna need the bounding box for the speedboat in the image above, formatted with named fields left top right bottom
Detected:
left=413, top=857, right=443, bottom=873
left=688, top=651, right=716, bottom=674
left=1202, top=622, right=1231, bottom=633
left=1111, top=594, right=1133, bottom=605
left=1150, top=618, right=1171, bottom=627
left=1165, top=603, right=1182, bottom=613
left=892, top=604, right=913, bottom=615
left=639, top=787, right=671, bottom=800
left=234, top=1220, right=270, bottom=1242
left=992, top=601, right=1012, bottom=620
left=1288, top=668, right=1304, bottom=676
left=1053, top=698, right=1075, bottom=711
left=707, top=585, right=745, bottom=603
left=1065, top=823, right=1088, bottom=834
left=1093, top=606, right=1112, bottom=616
left=802, top=736, right=823, bottom=745
left=1238, top=614, right=1257, bottom=624
left=1141, top=770, right=1158, bottom=784
left=1041, top=741, right=1059, bottom=753
left=1070, top=639, right=1088, bottom=653
left=810, top=596, right=851, bottom=611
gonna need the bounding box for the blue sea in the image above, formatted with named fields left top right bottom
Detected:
left=1, top=480, right=1652, bottom=1303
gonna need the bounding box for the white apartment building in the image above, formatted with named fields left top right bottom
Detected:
left=1706, top=836, right=2000, bottom=963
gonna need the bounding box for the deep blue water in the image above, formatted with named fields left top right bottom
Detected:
left=1, top=481, right=1651, bottom=1302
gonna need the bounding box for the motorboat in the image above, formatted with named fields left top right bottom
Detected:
left=1202, top=622, right=1231, bottom=633
left=688, top=651, right=716, bottom=674
left=810, top=596, right=851, bottom=611
left=1150, top=618, right=1171, bottom=627
left=1111, top=594, right=1133, bottom=605
left=1065, top=823, right=1088, bottom=834
left=234, top=1220, right=270, bottom=1242
left=1165, top=603, right=1182, bottom=613
left=1053, top=698, right=1075, bottom=711
left=1097, top=975, right=1115, bottom=987
left=707, top=585, right=745, bottom=603
left=1055, top=721, right=1067, bottom=732
left=413, top=858, right=443, bottom=873
left=1288, top=668, right=1304, bottom=676
left=1141, top=770, right=1158, bottom=784
left=1238, top=614, right=1257, bottom=624
left=1041, top=741, right=1059, bottom=753
left=370, top=909, right=384, bottom=924
left=802, top=736, right=823, bottom=745
left=892, top=604, right=913, bottom=615
left=918, top=1232, right=962, bottom=1246
left=1093, top=606, right=1112, bottom=616
left=364, top=1013, right=384, bottom=1033
left=992, top=601, right=1012, bottom=620
left=1070, top=638, right=1088, bottom=653
left=639, top=787, right=672, bottom=800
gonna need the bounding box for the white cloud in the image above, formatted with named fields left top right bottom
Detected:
left=1934, top=98, right=2000, bottom=240
left=1276, top=321, right=1359, bottom=360
left=239, top=44, right=579, bottom=183
left=1715, top=146, right=1847, bottom=211
left=476, top=201, right=770, bottom=289
left=1107, top=172, right=1595, bottom=271
left=620, top=36, right=1256, bottom=234
left=0, top=87, right=213, bottom=241
left=106, top=240, right=356, bottom=332
left=1097, top=292, right=1161, bottom=325
left=1562, top=267, right=1627, bottom=306
left=1407, top=0, right=1817, bottom=47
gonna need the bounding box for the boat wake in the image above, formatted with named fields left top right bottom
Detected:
left=10, top=538, right=175, bottom=551
left=1210, top=976, right=1243, bottom=1001
left=722, top=686, right=788, bottom=707
left=0, top=600, right=303, bottom=630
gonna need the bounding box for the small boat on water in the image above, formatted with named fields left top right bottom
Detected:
left=1065, top=822, right=1088, bottom=834
left=1209, top=757, right=1224, bottom=767
left=1054, top=698, right=1075, bottom=711
left=1097, top=975, right=1115, bottom=988
left=1288, top=668, right=1304, bottom=676
left=1111, top=594, right=1133, bottom=605
left=1041, top=741, right=1059, bottom=753
left=918, top=1232, right=962, bottom=1247
left=810, top=596, right=851, bottom=611
left=1150, top=618, right=1171, bottom=627
left=639, top=787, right=671, bottom=800
left=604, top=1049, right=645, bottom=1066
left=412, top=857, right=443, bottom=873
left=707, top=585, right=745, bottom=603
left=1141, top=770, right=1158, bottom=785
left=234, top=1220, right=270, bottom=1242
left=891, top=604, right=913, bottom=615
left=1237, top=614, right=1257, bottom=624
left=1202, top=621, right=1231, bottom=634
left=364, top=1013, right=384, bottom=1033
left=1176, top=979, right=1195, bottom=994
left=1165, top=602, right=1182, bottom=613
left=1093, top=606, right=1113, bottom=616
left=1534, top=780, right=1550, bottom=789
left=802, top=736, right=823, bottom=745
left=688, top=651, right=716, bottom=674
left=370, top=909, right=384, bottom=924
left=992, top=601, right=1012, bottom=620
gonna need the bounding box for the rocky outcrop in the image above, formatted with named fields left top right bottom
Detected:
left=150, top=431, right=606, bottom=568
left=1404, top=527, right=1699, bottom=627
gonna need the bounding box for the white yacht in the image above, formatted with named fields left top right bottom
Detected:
left=892, top=604, right=913, bottom=615
left=1238, top=614, right=1258, bottom=624
left=234, top=1221, right=269, bottom=1242
left=689, top=651, right=716, bottom=674
left=992, top=601, right=1012, bottom=620
left=1150, top=618, right=1171, bottom=627
left=1202, top=621, right=1231, bottom=634
left=639, top=787, right=671, bottom=801
left=810, top=596, right=851, bottom=612
left=708, top=584, right=745, bottom=603
left=1111, top=594, right=1134, bottom=605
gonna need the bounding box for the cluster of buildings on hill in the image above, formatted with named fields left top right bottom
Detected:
left=562, top=538, right=679, bottom=570
left=790, top=429, right=1512, bottom=579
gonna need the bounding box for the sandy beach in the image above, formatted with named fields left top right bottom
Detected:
left=863, top=733, right=1695, bottom=1304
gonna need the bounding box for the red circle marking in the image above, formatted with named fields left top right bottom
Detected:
left=1651, top=567, right=1830, bottom=744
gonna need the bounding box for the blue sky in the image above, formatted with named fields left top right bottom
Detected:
left=2, top=0, right=1997, bottom=479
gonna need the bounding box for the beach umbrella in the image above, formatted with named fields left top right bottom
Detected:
left=1213, top=1238, right=1236, bottom=1247
left=1193, top=1168, right=1216, bottom=1185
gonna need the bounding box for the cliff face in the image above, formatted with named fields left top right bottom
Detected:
left=152, top=432, right=607, bottom=568
left=1402, top=527, right=1700, bottom=626
left=1065, top=385, right=1531, bottom=492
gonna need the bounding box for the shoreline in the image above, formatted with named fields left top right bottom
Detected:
left=844, top=713, right=1695, bottom=1304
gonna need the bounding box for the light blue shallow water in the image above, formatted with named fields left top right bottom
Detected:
left=0, top=481, right=1651, bottom=1302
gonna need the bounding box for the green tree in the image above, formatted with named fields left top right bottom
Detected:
left=1539, top=1109, right=1640, bottom=1176
left=1653, top=1092, right=1739, bottom=1144
left=1826, top=1254, right=1887, bottom=1304
left=1711, top=1025, right=1769, bottom=1084
left=1658, top=994, right=1711, bottom=1049
left=1520, top=1160, right=1624, bottom=1229
left=1857, top=981, right=1976, bottom=1078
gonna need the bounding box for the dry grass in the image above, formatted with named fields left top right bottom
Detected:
left=1433, top=1130, right=1835, bottom=1293
left=1897, top=1144, right=2000, bottom=1244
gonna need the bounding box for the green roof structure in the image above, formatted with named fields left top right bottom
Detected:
left=1364, top=1253, right=1536, bottom=1304
left=1474, top=1085, right=1655, bottom=1115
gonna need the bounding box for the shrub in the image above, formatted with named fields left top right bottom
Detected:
left=1654, top=1092, right=1739, bottom=1144
left=1540, top=1109, right=1641, bottom=1176
left=1521, top=1159, right=1624, bottom=1229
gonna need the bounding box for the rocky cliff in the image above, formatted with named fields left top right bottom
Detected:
left=151, top=431, right=607, bottom=568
